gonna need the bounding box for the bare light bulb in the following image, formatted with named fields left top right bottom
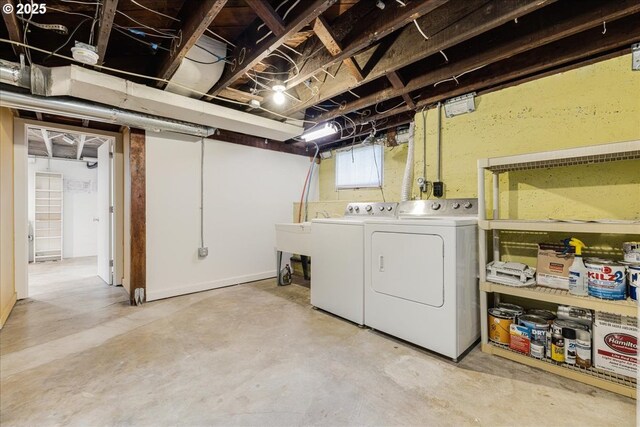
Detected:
left=273, top=91, right=285, bottom=105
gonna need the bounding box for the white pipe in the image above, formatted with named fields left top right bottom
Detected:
left=0, top=91, right=216, bottom=137
left=400, top=121, right=415, bottom=202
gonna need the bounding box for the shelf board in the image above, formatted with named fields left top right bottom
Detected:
left=35, top=236, right=62, bottom=239
left=478, top=140, right=640, bottom=172
left=478, top=219, right=640, bottom=234
left=482, top=343, right=636, bottom=398
left=480, top=281, right=638, bottom=317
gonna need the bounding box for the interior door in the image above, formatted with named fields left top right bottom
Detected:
left=371, top=231, right=444, bottom=307
left=97, top=141, right=112, bottom=284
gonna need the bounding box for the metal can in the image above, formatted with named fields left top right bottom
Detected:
left=585, top=259, right=627, bottom=300
left=527, top=309, right=556, bottom=324
left=519, top=314, right=550, bottom=348
left=557, top=305, right=593, bottom=325
left=496, top=303, right=524, bottom=318
left=551, top=332, right=565, bottom=363
left=627, top=264, right=639, bottom=301
left=488, top=308, right=516, bottom=345
left=623, top=242, right=640, bottom=263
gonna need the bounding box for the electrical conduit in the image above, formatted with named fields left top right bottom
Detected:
left=400, top=121, right=416, bottom=202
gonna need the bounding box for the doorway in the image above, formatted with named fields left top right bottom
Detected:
left=14, top=120, right=123, bottom=300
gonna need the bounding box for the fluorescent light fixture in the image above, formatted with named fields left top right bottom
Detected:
left=301, top=123, right=338, bottom=141
left=443, top=92, right=476, bottom=118
left=272, top=91, right=285, bottom=105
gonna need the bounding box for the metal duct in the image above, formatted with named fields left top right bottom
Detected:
left=0, top=91, right=216, bottom=137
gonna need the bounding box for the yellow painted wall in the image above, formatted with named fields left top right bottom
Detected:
left=0, top=107, right=17, bottom=328
left=315, top=54, right=640, bottom=262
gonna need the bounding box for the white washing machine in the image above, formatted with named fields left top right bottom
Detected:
left=311, top=202, right=398, bottom=325
left=364, top=199, right=479, bottom=361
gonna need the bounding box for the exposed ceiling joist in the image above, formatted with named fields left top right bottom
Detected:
left=95, top=0, right=118, bottom=65
left=288, top=0, right=448, bottom=88
left=285, top=0, right=553, bottom=115
left=2, top=0, right=25, bottom=56
left=218, top=87, right=264, bottom=104
left=246, top=0, right=286, bottom=37
left=313, top=15, right=363, bottom=81
left=386, top=71, right=415, bottom=109
left=312, top=0, right=640, bottom=123
left=213, top=129, right=309, bottom=156
left=155, top=0, right=228, bottom=86
left=206, top=0, right=337, bottom=98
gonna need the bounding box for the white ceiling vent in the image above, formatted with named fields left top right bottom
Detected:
left=165, top=35, right=226, bottom=99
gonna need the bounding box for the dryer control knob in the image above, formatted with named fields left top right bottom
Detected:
left=431, top=202, right=441, bottom=210
left=387, top=206, right=393, bottom=211
left=378, top=206, right=385, bottom=211
left=355, top=206, right=360, bottom=212
left=452, top=203, right=460, bottom=209
left=366, top=205, right=372, bottom=212
left=464, top=202, right=473, bottom=209
left=348, top=206, right=354, bottom=212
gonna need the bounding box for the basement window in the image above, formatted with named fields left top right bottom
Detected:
left=335, top=144, right=384, bottom=189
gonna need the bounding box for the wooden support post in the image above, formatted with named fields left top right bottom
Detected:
left=129, top=128, right=146, bottom=305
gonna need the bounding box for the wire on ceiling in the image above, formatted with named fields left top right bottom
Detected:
left=129, top=0, right=180, bottom=22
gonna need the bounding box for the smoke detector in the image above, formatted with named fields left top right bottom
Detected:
left=71, top=42, right=99, bottom=65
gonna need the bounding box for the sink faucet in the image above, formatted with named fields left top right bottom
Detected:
left=315, top=210, right=330, bottom=218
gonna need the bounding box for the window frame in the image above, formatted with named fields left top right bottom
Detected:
left=334, top=144, right=384, bottom=190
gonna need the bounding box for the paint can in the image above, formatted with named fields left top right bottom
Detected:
left=518, top=314, right=549, bottom=358
left=488, top=308, right=516, bottom=344
left=552, top=319, right=590, bottom=337
left=627, top=264, right=640, bottom=301
left=527, top=309, right=556, bottom=324
left=551, top=332, right=565, bottom=363
left=585, top=259, right=627, bottom=300
left=576, top=329, right=592, bottom=369
left=496, top=303, right=524, bottom=320
left=557, top=305, right=593, bottom=325
left=623, top=242, right=640, bottom=263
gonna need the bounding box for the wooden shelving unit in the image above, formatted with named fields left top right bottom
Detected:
left=34, top=171, right=63, bottom=262
left=477, top=140, right=640, bottom=398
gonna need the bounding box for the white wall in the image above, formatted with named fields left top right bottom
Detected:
left=28, top=158, right=98, bottom=259
left=145, top=132, right=318, bottom=301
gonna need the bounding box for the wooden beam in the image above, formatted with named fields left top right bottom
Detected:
left=313, top=15, right=342, bottom=56
left=313, top=15, right=364, bottom=81
left=246, top=0, right=286, bottom=37
left=212, top=129, right=310, bottom=156
left=206, top=0, right=336, bottom=98
left=285, top=0, right=552, bottom=115
left=218, top=87, right=264, bottom=104
left=76, top=135, right=86, bottom=160
left=287, top=0, right=449, bottom=88
left=41, top=129, right=52, bottom=158
left=95, top=0, right=118, bottom=65
left=312, top=0, right=640, bottom=123
left=386, top=71, right=415, bottom=109
left=156, top=0, right=227, bottom=86
left=414, top=13, right=640, bottom=108
left=1, top=0, right=25, bottom=56
left=129, top=128, right=146, bottom=305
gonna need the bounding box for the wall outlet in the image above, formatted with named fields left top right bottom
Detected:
left=198, top=247, right=208, bottom=258
left=433, top=181, right=444, bottom=197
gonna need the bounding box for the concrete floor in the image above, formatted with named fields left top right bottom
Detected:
left=0, top=261, right=636, bottom=426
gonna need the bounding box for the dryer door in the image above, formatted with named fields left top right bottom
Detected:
left=371, top=232, right=444, bottom=307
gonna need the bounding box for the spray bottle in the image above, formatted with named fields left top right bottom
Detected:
left=568, top=238, right=588, bottom=296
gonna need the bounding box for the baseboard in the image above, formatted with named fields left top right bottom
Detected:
left=0, top=291, right=17, bottom=329
left=146, top=270, right=276, bottom=301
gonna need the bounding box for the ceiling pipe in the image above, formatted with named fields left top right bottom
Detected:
left=0, top=91, right=216, bottom=137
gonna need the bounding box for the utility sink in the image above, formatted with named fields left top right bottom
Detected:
left=275, top=222, right=312, bottom=255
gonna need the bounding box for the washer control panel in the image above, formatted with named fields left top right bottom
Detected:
left=397, top=198, right=478, bottom=217
left=345, top=202, right=398, bottom=217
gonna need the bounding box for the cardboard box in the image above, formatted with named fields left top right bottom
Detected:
left=536, top=243, right=574, bottom=290
left=593, top=312, right=637, bottom=378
